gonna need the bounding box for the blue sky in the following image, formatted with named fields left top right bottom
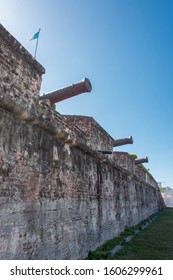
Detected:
left=1, top=0, right=173, bottom=188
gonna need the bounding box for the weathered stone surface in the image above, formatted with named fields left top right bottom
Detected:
left=64, top=115, right=114, bottom=151
left=0, top=23, right=45, bottom=112
left=0, top=107, right=163, bottom=259
left=0, top=24, right=165, bottom=260
left=113, top=152, right=135, bottom=173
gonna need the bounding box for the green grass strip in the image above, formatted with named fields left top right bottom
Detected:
left=87, top=208, right=173, bottom=260
left=114, top=208, right=173, bottom=260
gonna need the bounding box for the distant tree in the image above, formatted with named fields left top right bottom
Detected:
left=130, top=154, right=137, bottom=160
left=159, top=187, right=166, bottom=193
left=165, top=187, right=173, bottom=192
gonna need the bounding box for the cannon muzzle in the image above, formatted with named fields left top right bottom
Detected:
left=40, top=78, right=92, bottom=104
left=135, top=157, right=149, bottom=165
left=113, top=136, right=133, bottom=147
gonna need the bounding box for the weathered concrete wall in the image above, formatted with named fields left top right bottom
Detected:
left=0, top=107, right=161, bottom=259
left=0, top=24, right=165, bottom=260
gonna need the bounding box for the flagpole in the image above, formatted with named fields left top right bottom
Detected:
left=34, top=28, right=41, bottom=59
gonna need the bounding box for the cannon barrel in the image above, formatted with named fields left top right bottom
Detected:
left=113, top=136, right=133, bottom=147
left=98, top=150, right=112, bottom=155
left=135, top=157, right=149, bottom=165
left=40, top=78, right=92, bottom=104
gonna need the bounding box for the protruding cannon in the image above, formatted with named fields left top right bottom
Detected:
left=113, top=136, right=133, bottom=147
left=135, top=157, right=149, bottom=165
left=39, top=78, right=92, bottom=104
left=98, top=150, right=112, bottom=155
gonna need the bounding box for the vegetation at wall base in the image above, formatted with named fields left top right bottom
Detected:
left=87, top=208, right=172, bottom=260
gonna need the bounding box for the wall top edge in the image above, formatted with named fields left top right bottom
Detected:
left=0, top=23, right=45, bottom=75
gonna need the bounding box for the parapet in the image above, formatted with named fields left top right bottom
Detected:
left=113, top=152, right=134, bottom=173
left=113, top=152, right=159, bottom=189
left=64, top=115, right=114, bottom=151
left=0, top=23, right=45, bottom=111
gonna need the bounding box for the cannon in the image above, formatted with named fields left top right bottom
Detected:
left=113, top=136, right=133, bottom=147
left=135, top=157, right=149, bottom=165
left=39, top=78, right=92, bottom=104
left=98, top=150, right=112, bottom=155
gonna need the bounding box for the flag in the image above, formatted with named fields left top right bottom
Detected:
left=29, top=29, right=40, bottom=41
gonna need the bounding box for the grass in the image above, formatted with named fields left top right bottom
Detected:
left=87, top=225, right=138, bottom=260
left=87, top=208, right=173, bottom=260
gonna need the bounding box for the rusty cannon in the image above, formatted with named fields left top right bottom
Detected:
left=113, top=136, right=133, bottom=147
left=135, top=157, right=149, bottom=165
left=39, top=78, right=92, bottom=104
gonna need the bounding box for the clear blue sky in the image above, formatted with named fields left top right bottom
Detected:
left=1, top=0, right=173, bottom=188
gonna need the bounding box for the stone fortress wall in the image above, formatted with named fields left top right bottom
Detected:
left=0, top=24, right=165, bottom=259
